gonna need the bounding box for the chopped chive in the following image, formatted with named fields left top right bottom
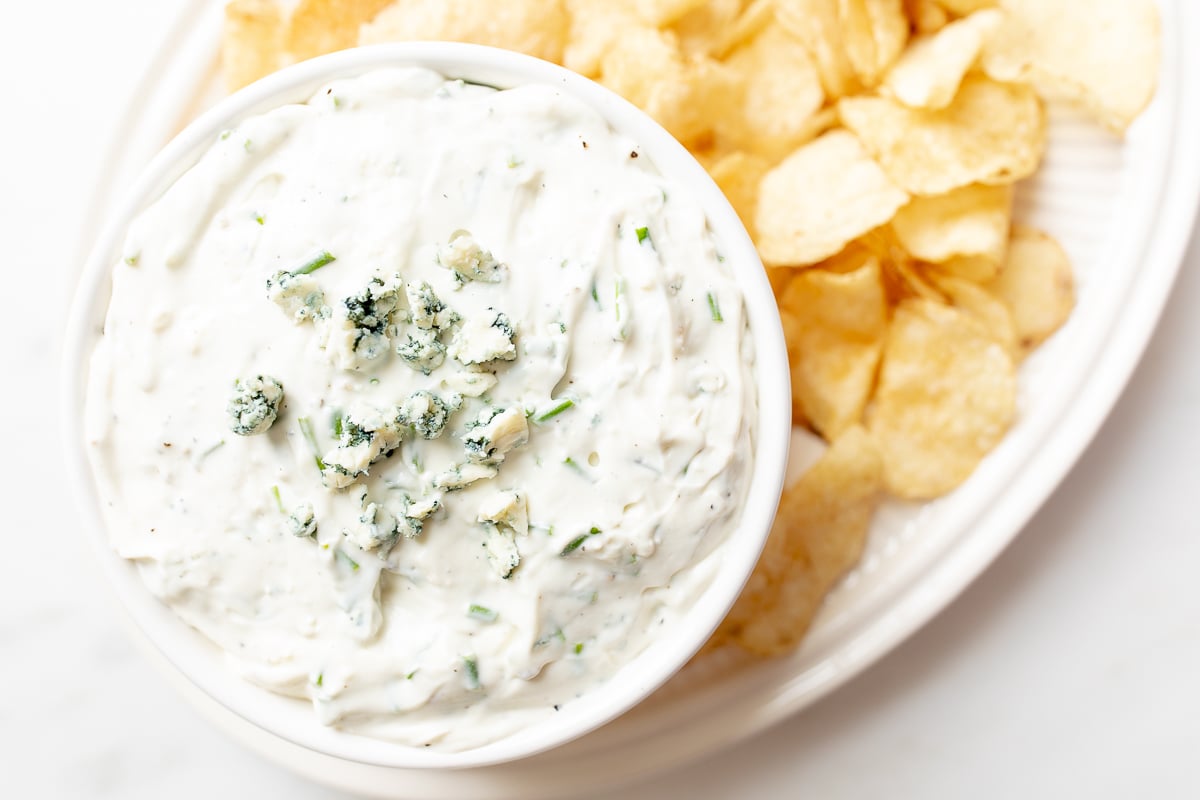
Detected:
left=506, top=154, right=523, bottom=168
left=614, top=277, right=623, bottom=323
left=553, top=628, right=566, bottom=642
left=332, top=95, right=342, bottom=108
left=590, top=280, right=601, bottom=309
left=369, top=377, right=380, bottom=385
left=243, top=138, right=253, bottom=151
left=707, top=292, right=723, bottom=323
left=198, top=439, right=225, bottom=461
left=124, top=253, right=139, bottom=266
left=406, top=669, right=418, bottom=680
left=254, top=213, right=265, bottom=225
left=635, top=226, right=650, bottom=245
left=335, top=548, right=359, bottom=571
left=560, top=535, right=588, bottom=555
left=589, top=526, right=602, bottom=535
left=331, top=409, right=344, bottom=438
left=467, top=604, right=498, bottom=623
left=270, top=485, right=284, bottom=513
left=315, top=673, right=323, bottom=687
left=536, top=398, right=574, bottom=422
left=463, top=656, right=480, bottom=689
left=297, top=417, right=325, bottom=470
left=573, top=643, right=584, bottom=655
left=563, top=456, right=586, bottom=475
left=219, top=129, right=232, bottom=141
left=294, top=250, right=336, bottom=275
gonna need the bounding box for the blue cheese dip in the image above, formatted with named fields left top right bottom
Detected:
left=84, top=68, right=757, bottom=750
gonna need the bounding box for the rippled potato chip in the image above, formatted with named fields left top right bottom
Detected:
left=981, top=0, right=1160, bottom=134
left=707, top=151, right=772, bottom=238
left=780, top=257, right=888, bottom=439
left=286, top=0, right=394, bottom=60
left=775, top=0, right=861, bottom=99
left=838, top=75, right=1045, bottom=195
left=223, top=0, right=289, bottom=90
left=928, top=271, right=1017, bottom=357
left=359, top=0, right=568, bottom=63
left=718, top=25, right=826, bottom=161
left=904, top=0, right=949, bottom=34
left=891, top=182, right=1012, bottom=265
left=936, top=0, right=996, bottom=13
left=599, top=27, right=735, bottom=145
left=719, top=425, right=883, bottom=656
left=756, top=130, right=910, bottom=266
left=670, top=0, right=743, bottom=56
left=985, top=225, right=1075, bottom=357
left=929, top=254, right=1000, bottom=283
left=868, top=298, right=1016, bottom=498
left=883, top=10, right=1001, bottom=110
left=845, top=0, right=910, bottom=88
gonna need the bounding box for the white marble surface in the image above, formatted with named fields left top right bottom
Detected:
left=3, top=2, right=1198, bottom=797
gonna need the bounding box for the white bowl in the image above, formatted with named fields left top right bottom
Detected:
left=61, top=43, right=791, bottom=770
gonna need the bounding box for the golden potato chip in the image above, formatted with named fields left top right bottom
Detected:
left=927, top=270, right=1017, bottom=356
left=936, top=0, right=996, bottom=13
left=360, top=0, right=568, bottom=64
left=981, top=0, right=1160, bottom=134
left=756, top=130, right=910, bottom=266
left=882, top=10, right=1002, bottom=110
left=838, top=75, right=1045, bottom=195
left=287, top=0, right=394, bottom=61
left=223, top=0, right=289, bottom=91
left=882, top=255, right=945, bottom=303
left=719, top=425, right=883, bottom=656
left=560, top=1, right=642, bottom=77
left=867, top=298, right=1016, bottom=498
left=780, top=258, right=888, bottom=439
left=632, top=0, right=706, bottom=27
left=708, top=151, right=772, bottom=238
left=985, top=224, right=1075, bottom=356
left=891, top=182, right=1012, bottom=265
left=846, top=0, right=910, bottom=88
left=717, top=25, right=826, bottom=161
left=930, top=254, right=1000, bottom=283
left=775, top=0, right=861, bottom=99
left=904, top=0, right=949, bottom=34
left=599, top=27, right=735, bottom=146
left=670, top=0, right=745, bottom=57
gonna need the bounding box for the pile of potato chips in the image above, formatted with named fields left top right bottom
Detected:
left=222, top=0, right=1160, bottom=656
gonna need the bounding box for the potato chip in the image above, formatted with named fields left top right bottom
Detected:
left=780, top=258, right=888, bottom=439
left=717, top=25, right=826, bottom=161
left=891, top=182, right=1012, bottom=265
left=985, top=225, right=1075, bottom=357
left=775, top=0, right=861, bottom=99
left=882, top=255, right=945, bottom=303
left=286, top=0, right=394, bottom=61
left=223, top=0, right=289, bottom=91
left=838, top=75, right=1045, bottom=195
left=719, top=425, right=883, bottom=656
left=756, top=130, right=910, bottom=266
left=560, top=1, right=641, bottom=77
left=632, top=0, right=706, bottom=28
left=599, top=27, right=735, bottom=146
left=929, top=254, right=1000, bottom=283
left=867, top=298, right=1016, bottom=498
left=670, top=0, right=745, bottom=57
left=927, top=270, right=1017, bottom=356
left=882, top=10, right=1002, bottom=110
left=981, top=0, right=1160, bottom=134
left=708, top=151, right=772, bottom=238
left=359, top=0, right=568, bottom=64
left=904, top=0, right=949, bottom=34
left=852, top=0, right=910, bottom=88
left=936, top=0, right=996, bottom=13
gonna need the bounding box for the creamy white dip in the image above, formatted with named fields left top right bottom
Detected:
left=85, top=68, right=756, bottom=749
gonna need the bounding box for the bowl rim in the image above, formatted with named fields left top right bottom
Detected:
left=60, top=42, right=791, bottom=770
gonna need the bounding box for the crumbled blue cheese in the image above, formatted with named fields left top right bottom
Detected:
left=448, top=311, right=517, bottom=365
left=439, top=370, right=498, bottom=398
left=266, top=270, right=328, bottom=323
left=396, top=390, right=450, bottom=440
left=321, top=406, right=405, bottom=489
left=283, top=502, right=317, bottom=537
left=405, top=280, right=459, bottom=330
left=227, top=375, right=284, bottom=435
left=477, top=490, right=528, bottom=537
left=482, top=523, right=520, bottom=579
left=396, top=327, right=446, bottom=374
left=404, top=494, right=441, bottom=520
left=325, top=274, right=403, bottom=369
left=343, top=493, right=400, bottom=554
left=463, top=407, right=529, bottom=465
left=433, top=462, right=498, bottom=491
left=436, top=229, right=504, bottom=285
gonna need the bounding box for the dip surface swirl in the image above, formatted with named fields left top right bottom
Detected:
left=85, top=67, right=757, bottom=749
